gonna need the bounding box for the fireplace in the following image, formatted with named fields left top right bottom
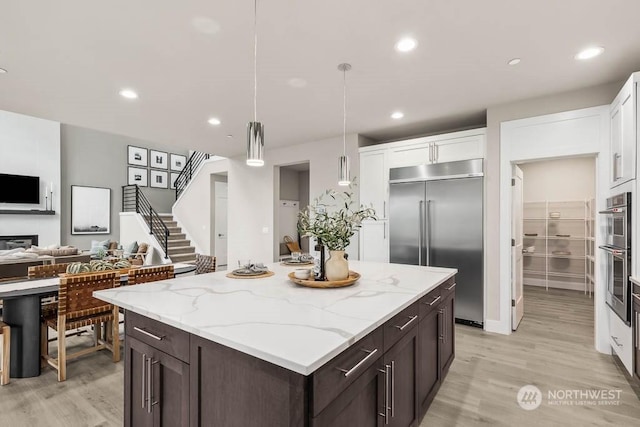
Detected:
left=0, top=235, right=38, bottom=250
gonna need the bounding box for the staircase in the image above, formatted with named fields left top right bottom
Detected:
left=158, top=213, right=197, bottom=263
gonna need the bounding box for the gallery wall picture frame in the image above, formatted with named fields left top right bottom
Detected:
left=128, top=145, right=148, bottom=167
left=170, top=172, right=179, bottom=190
left=150, top=150, right=168, bottom=169
left=128, top=167, right=148, bottom=187
left=170, top=153, right=187, bottom=172
left=151, top=170, right=168, bottom=189
left=71, top=185, right=111, bottom=235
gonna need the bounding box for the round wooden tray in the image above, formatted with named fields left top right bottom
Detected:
left=226, top=270, right=275, bottom=279
left=288, top=271, right=360, bottom=288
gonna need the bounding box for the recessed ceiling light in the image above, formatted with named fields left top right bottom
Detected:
left=0, top=68, right=7, bottom=74
left=575, top=46, right=604, bottom=60
left=226, top=134, right=233, bottom=139
left=119, top=89, right=139, bottom=99
left=395, top=37, right=417, bottom=53
left=207, top=117, right=221, bottom=126
left=391, top=111, right=404, bottom=119
left=508, top=58, right=521, bottom=66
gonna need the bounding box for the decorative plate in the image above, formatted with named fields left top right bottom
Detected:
left=288, top=271, right=360, bottom=289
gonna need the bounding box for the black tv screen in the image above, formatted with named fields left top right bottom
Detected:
left=0, top=173, right=40, bottom=204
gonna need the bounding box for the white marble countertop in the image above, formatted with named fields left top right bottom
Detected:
left=94, top=261, right=456, bottom=375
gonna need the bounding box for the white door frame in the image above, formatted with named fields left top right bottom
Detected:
left=497, top=105, right=610, bottom=354
left=511, top=165, right=524, bottom=331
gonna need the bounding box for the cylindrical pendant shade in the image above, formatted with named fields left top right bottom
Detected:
left=338, top=155, right=350, bottom=186
left=246, top=121, right=265, bottom=167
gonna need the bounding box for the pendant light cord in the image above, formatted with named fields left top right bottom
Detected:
left=253, top=0, right=258, bottom=122
left=342, top=67, right=347, bottom=156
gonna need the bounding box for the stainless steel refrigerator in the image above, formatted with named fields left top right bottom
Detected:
left=389, top=159, right=484, bottom=326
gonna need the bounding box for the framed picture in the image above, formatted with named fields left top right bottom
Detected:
left=170, top=172, right=180, bottom=190
left=71, top=186, right=111, bottom=235
left=128, top=167, right=148, bottom=187
left=128, top=145, right=148, bottom=167
left=170, top=153, right=187, bottom=172
left=151, top=170, right=168, bottom=188
left=150, top=150, right=168, bottom=169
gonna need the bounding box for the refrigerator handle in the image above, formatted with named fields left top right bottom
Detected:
left=425, top=200, right=431, bottom=266
left=418, top=201, right=424, bottom=266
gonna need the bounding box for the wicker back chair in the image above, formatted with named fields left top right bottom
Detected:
left=195, top=254, right=216, bottom=275
left=28, top=263, right=70, bottom=279
left=41, top=271, right=121, bottom=382
left=127, top=265, right=175, bottom=285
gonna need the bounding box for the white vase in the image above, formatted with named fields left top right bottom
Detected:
left=325, top=250, right=349, bottom=281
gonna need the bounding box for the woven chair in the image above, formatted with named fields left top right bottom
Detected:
left=127, top=265, right=175, bottom=285
left=41, top=271, right=121, bottom=382
left=195, top=254, right=216, bottom=275
left=0, top=321, right=10, bottom=385
left=27, top=263, right=70, bottom=279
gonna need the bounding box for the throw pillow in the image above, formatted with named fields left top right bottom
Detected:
left=137, top=243, right=149, bottom=254
left=124, top=241, right=138, bottom=257
left=90, top=240, right=109, bottom=255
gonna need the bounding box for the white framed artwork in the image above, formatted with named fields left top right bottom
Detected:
left=151, top=170, right=168, bottom=188
left=170, top=172, right=180, bottom=190
left=170, top=153, right=187, bottom=172
left=127, top=145, right=148, bottom=167
left=128, top=167, right=148, bottom=187
left=150, top=150, right=168, bottom=169
left=71, top=186, right=111, bottom=235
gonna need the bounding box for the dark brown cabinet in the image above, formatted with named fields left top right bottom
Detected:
left=123, top=276, right=456, bottom=427
left=125, top=337, right=190, bottom=427
left=633, top=290, right=640, bottom=381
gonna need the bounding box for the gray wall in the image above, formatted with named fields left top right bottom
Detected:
left=60, top=124, right=188, bottom=248
left=298, top=170, right=310, bottom=253
left=279, top=168, right=300, bottom=200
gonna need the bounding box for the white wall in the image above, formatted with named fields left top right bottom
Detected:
left=520, top=157, right=595, bottom=202
left=0, top=110, right=61, bottom=246
left=119, top=212, right=171, bottom=265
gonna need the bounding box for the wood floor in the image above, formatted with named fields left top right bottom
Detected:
left=0, top=286, right=638, bottom=426
left=422, top=286, right=640, bottom=426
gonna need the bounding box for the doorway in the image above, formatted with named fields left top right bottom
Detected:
left=512, top=156, right=596, bottom=332
left=274, top=162, right=310, bottom=261
left=211, top=174, right=228, bottom=269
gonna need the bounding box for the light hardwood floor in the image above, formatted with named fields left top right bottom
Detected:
left=0, top=286, right=638, bottom=426
left=423, top=286, right=640, bottom=426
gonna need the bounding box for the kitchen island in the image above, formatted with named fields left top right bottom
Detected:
left=95, top=261, right=457, bottom=427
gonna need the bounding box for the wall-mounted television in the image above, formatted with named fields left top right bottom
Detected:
left=0, top=173, right=40, bottom=204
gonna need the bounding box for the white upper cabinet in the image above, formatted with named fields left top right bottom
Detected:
left=610, top=74, right=637, bottom=188
left=359, top=220, right=389, bottom=262
left=359, top=149, right=388, bottom=219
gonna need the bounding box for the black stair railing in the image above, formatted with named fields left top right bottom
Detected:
left=122, top=185, right=169, bottom=259
left=174, top=151, right=211, bottom=199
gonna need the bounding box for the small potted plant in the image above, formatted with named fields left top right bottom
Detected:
left=297, top=183, right=376, bottom=281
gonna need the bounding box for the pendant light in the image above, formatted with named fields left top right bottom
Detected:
left=337, top=63, right=351, bottom=186
left=246, top=0, right=264, bottom=167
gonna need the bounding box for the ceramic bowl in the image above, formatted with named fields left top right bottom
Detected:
left=294, top=268, right=311, bottom=279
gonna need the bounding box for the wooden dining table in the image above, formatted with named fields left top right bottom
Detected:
left=0, top=263, right=196, bottom=378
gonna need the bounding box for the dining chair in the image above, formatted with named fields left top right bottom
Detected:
left=195, top=254, right=216, bottom=275
left=28, top=263, right=70, bottom=320
left=0, top=321, right=10, bottom=385
left=127, top=265, right=175, bottom=285
left=41, top=271, right=121, bottom=382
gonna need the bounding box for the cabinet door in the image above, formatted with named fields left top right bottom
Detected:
left=620, top=83, right=636, bottom=184
left=417, top=307, right=440, bottom=416
left=384, top=327, right=418, bottom=427
left=634, top=297, right=640, bottom=380
left=610, top=99, right=623, bottom=186
left=433, top=135, right=484, bottom=164
left=311, top=359, right=385, bottom=427
left=388, top=142, right=430, bottom=168
left=439, top=292, right=455, bottom=377
left=125, top=337, right=190, bottom=427
left=360, top=220, right=389, bottom=262
left=360, top=150, right=388, bottom=218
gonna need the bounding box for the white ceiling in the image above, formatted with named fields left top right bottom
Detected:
left=1, top=1, right=640, bottom=157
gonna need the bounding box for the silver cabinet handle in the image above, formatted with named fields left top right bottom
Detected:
left=439, top=308, right=445, bottom=341
left=636, top=312, right=640, bottom=349
left=134, top=326, right=165, bottom=341
left=383, top=201, right=386, bottom=218
left=146, top=356, right=152, bottom=413
left=378, top=364, right=390, bottom=424
left=337, top=348, right=379, bottom=377
left=425, top=200, right=431, bottom=266
left=141, top=353, right=146, bottom=410
left=435, top=144, right=439, bottom=163
left=390, top=360, right=395, bottom=418
left=394, top=315, right=418, bottom=331
left=383, top=222, right=386, bottom=240
left=418, top=201, right=424, bottom=265
left=446, top=283, right=456, bottom=291
left=424, top=295, right=441, bottom=306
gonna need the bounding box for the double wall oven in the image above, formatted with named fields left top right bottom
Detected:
left=599, top=192, right=632, bottom=325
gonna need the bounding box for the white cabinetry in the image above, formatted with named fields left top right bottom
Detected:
left=359, top=220, right=388, bottom=262
left=357, top=128, right=485, bottom=263
left=610, top=73, right=637, bottom=188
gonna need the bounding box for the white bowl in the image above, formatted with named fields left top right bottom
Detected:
left=294, top=268, right=311, bottom=279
